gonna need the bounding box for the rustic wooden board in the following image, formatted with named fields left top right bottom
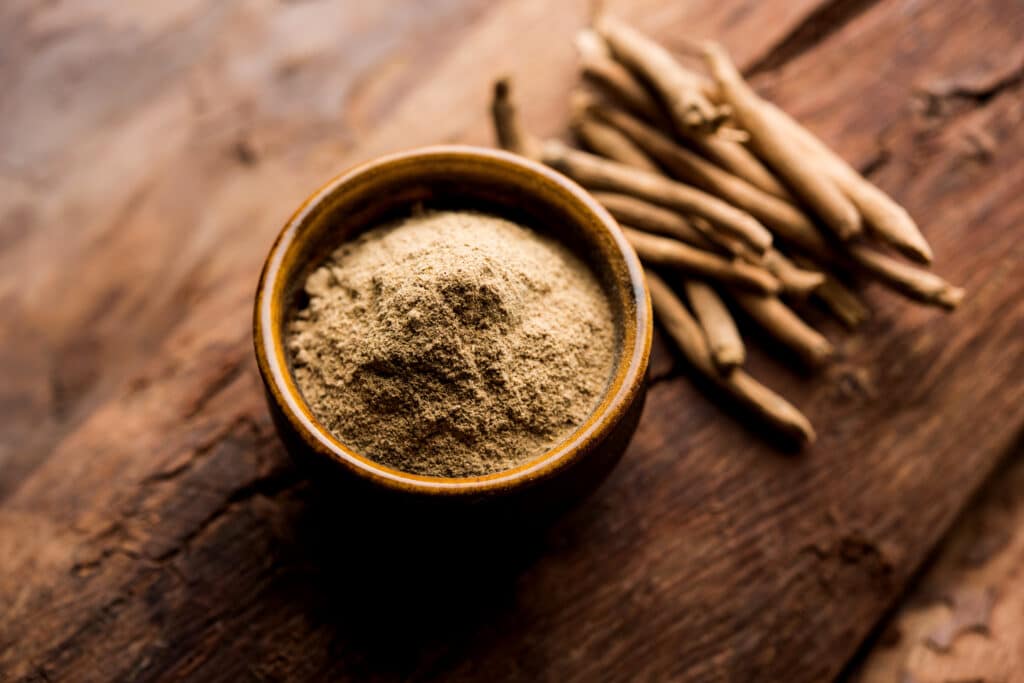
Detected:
left=1, top=0, right=1023, bottom=680
left=850, top=442, right=1024, bottom=682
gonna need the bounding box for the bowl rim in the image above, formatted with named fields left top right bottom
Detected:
left=254, top=144, right=651, bottom=496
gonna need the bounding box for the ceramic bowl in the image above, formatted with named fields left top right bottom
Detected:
left=254, top=145, right=651, bottom=523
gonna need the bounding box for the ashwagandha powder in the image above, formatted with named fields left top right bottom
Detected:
left=286, top=209, right=616, bottom=477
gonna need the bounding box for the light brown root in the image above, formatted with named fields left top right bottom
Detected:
left=684, top=131, right=794, bottom=202
left=576, top=30, right=673, bottom=129
left=647, top=272, right=816, bottom=443
left=589, top=103, right=820, bottom=248
left=541, top=140, right=772, bottom=254
left=848, top=245, right=964, bottom=310
left=761, top=250, right=826, bottom=298
left=761, top=101, right=933, bottom=264
left=731, top=292, right=835, bottom=366
left=683, top=279, right=745, bottom=371
left=814, top=273, right=871, bottom=329
left=596, top=16, right=730, bottom=136
left=790, top=253, right=871, bottom=329
left=624, top=227, right=780, bottom=294
left=490, top=78, right=541, bottom=160
left=571, top=96, right=661, bottom=172
left=593, top=192, right=719, bottom=252
left=703, top=42, right=862, bottom=240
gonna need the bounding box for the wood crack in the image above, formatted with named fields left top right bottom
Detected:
left=148, top=467, right=304, bottom=563
left=35, top=664, right=53, bottom=683
left=921, top=53, right=1024, bottom=105
left=182, top=355, right=246, bottom=420
left=36, top=595, right=130, bottom=674
left=801, top=532, right=896, bottom=597
left=744, top=0, right=883, bottom=76
left=140, top=414, right=259, bottom=486
left=71, top=546, right=141, bottom=577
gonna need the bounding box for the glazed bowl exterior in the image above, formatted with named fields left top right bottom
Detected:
left=254, top=145, right=651, bottom=522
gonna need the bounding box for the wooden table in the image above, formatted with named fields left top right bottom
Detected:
left=851, top=446, right=1024, bottom=682
left=2, top=1, right=1022, bottom=680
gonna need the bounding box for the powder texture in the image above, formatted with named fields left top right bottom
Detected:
left=287, top=210, right=616, bottom=478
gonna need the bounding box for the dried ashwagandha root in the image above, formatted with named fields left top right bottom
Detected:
left=683, top=279, right=746, bottom=372
left=592, top=192, right=722, bottom=252
left=571, top=95, right=661, bottom=173
left=622, top=227, right=780, bottom=294
left=491, top=78, right=541, bottom=160
left=729, top=292, right=835, bottom=367
left=702, top=42, right=863, bottom=241
left=586, top=102, right=820, bottom=247
left=848, top=244, right=964, bottom=309
left=541, top=140, right=773, bottom=254
left=647, top=272, right=816, bottom=444
left=487, top=15, right=963, bottom=446
left=759, top=101, right=933, bottom=263
left=596, top=16, right=730, bottom=136
left=576, top=29, right=674, bottom=130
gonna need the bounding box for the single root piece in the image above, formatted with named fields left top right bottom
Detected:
left=491, top=78, right=541, bottom=159
left=814, top=274, right=871, bottom=329
left=684, top=279, right=745, bottom=371
left=731, top=293, right=835, bottom=367
left=848, top=245, right=964, bottom=310
left=593, top=192, right=719, bottom=252
left=647, top=272, right=816, bottom=443
left=761, top=250, right=826, bottom=298
left=624, top=227, right=780, bottom=294
left=703, top=42, right=862, bottom=240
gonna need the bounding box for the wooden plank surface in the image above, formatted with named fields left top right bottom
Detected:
left=851, top=443, right=1024, bottom=682
left=1, top=0, right=1023, bottom=680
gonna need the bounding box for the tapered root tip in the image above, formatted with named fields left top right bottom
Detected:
left=593, top=12, right=615, bottom=35
left=790, top=271, right=827, bottom=297
left=712, top=347, right=745, bottom=373
left=836, top=215, right=864, bottom=240
left=937, top=285, right=966, bottom=310
left=575, top=29, right=607, bottom=59
left=809, top=339, right=835, bottom=367
left=701, top=41, right=728, bottom=64
left=540, top=139, right=569, bottom=166
left=903, top=237, right=935, bottom=265
left=717, top=126, right=750, bottom=144
left=800, top=423, right=818, bottom=445
left=570, top=90, right=596, bottom=120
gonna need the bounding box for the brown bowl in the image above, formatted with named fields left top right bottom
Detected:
left=254, top=145, right=651, bottom=523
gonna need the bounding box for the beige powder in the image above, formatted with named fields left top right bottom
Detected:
left=286, top=209, right=616, bottom=477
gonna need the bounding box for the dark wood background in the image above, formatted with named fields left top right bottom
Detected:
left=1, top=1, right=1022, bottom=680
left=850, top=445, right=1024, bottom=682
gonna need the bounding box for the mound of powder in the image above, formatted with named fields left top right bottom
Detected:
left=286, top=210, right=616, bottom=477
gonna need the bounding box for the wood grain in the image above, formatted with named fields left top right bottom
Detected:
left=849, top=440, right=1024, bottom=683
left=1, top=0, right=1023, bottom=681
